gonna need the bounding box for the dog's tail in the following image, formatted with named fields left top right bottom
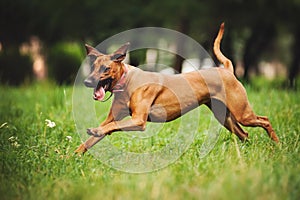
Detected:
left=213, top=22, right=234, bottom=74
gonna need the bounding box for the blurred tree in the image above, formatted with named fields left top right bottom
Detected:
left=0, top=0, right=35, bottom=47
left=289, top=27, right=300, bottom=88
left=47, top=43, right=83, bottom=84
left=0, top=51, right=32, bottom=85
left=142, top=0, right=214, bottom=72
left=0, top=0, right=299, bottom=85
left=285, top=0, right=300, bottom=88
left=0, top=0, right=36, bottom=85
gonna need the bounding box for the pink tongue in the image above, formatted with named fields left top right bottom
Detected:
left=94, top=87, right=105, bottom=101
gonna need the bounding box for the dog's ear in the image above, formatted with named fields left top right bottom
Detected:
left=111, top=42, right=130, bottom=62
left=85, top=44, right=103, bottom=57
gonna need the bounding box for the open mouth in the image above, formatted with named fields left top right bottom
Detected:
left=93, top=79, right=112, bottom=101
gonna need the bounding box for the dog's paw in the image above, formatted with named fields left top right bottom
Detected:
left=87, top=128, right=104, bottom=137
left=74, top=144, right=87, bottom=155
left=87, top=128, right=97, bottom=136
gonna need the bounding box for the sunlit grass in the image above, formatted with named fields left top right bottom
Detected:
left=0, top=81, right=299, bottom=199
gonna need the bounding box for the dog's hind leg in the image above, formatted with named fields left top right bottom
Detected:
left=227, top=96, right=279, bottom=142
left=206, top=99, right=248, bottom=141
left=223, top=114, right=249, bottom=141
left=238, top=114, right=279, bottom=142
left=222, top=83, right=279, bottom=142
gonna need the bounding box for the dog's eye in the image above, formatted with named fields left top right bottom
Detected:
left=99, top=65, right=110, bottom=73
left=104, top=67, right=110, bottom=73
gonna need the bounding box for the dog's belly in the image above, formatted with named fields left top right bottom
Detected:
left=139, top=72, right=212, bottom=123
left=147, top=89, right=202, bottom=122
left=148, top=103, right=199, bottom=122
left=148, top=104, right=181, bottom=122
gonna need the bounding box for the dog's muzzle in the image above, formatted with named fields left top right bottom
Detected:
left=84, top=77, right=112, bottom=101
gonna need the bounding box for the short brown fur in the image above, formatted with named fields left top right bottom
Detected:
left=75, top=24, right=279, bottom=154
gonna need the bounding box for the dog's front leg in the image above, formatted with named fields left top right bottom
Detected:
left=87, top=97, right=152, bottom=137
left=87, top=91, right=157, bottom=137
left=77, top=89, right=157, bottom=153
left=75, top=108, right=117, bottom=153
left=87, top=115, right=147, bottom=137
left=76, top=115, right=145, bottom=154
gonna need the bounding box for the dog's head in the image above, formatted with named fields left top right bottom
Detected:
left=84, top=43, right=130, bottom=101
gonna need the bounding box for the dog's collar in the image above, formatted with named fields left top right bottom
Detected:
left=112, top=64, right=128, bottom=93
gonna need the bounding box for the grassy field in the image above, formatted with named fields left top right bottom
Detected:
left=0, top=81, right=299, bottom=200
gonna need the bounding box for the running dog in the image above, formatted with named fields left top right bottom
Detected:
left=75, top=23, right=279, bottom=153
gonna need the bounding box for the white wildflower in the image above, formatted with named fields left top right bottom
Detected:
left=45, top=119, right=56, bottom=128
left=0, top=122, right=8, bottom=129
left=8, top=136, right=20, bottom=148
left=13, top=141, right=21, bottom=148
left=8, top=136, right=16, bottom=141
left=66, top=136, right=72, bottom=141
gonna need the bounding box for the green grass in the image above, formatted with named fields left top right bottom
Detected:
left=0, top=81, right=299, bottom=200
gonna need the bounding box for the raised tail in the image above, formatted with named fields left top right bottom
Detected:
left=213, top=22, right=234, bottom=74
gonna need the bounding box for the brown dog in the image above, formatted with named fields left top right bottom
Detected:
left=75, top=23, right=279, bottom=154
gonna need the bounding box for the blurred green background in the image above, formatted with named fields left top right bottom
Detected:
left=1, top=1, right=300, bottom=199
left=0, top=0, right=299, bottom=87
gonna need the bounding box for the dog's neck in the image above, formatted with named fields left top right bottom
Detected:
left=112, top=64, right=130, bottom=93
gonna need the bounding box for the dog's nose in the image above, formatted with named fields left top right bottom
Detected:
left=84, top=78, right=95, bottom=88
